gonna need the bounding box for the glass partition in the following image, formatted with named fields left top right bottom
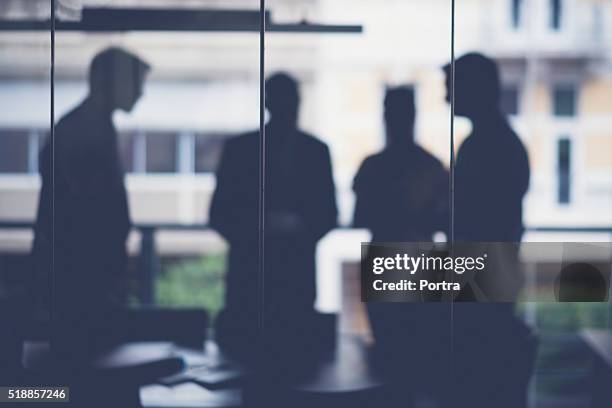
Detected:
left=0, top=0, right=52, bottom=380
left=261, top=1, right=453, bottom=405
left=2, top=1, right=611, bottom=406
left=44, top=8, right=262, bottom=405
left=454, top=0, right=612, bottom=406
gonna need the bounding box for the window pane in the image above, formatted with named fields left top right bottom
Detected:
left=118, top=131, right=136, bottom=173
left=557, top=138, right=571, bottom=204
left=0, top=129, right=29, bottom=173
left=553, top=86, right=576, bottom=117
left=194, top=133, right=225, bottom=173
left=512, top=0, right=522, bottom=28
left=501, top=86, right=519, bottom=116
left=145, top=132, right=177, bottom=173
left=551, top=0, right=562, bottom=30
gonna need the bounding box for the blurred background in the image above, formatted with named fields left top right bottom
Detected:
left=0, top=1, right=611, bottom=406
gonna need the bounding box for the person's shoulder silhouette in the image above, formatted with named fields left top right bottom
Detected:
left=444, top=53, right=529, bottom=242
left=44, top=47, right=150, bottom=192
left=211, top=72, right=336, bottom=245
left=353, top=86, right=448, bottom=242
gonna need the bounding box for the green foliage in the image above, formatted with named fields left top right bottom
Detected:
left=156, top=253, right=226, bottom=320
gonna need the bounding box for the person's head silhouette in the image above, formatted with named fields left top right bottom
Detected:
left=384, top=86, right=416, bottom=148
left=557, top=263, right=609, bottom=302
left=265, top=73, right=300, bottom=129
left=443, top=53, right=501, bottom=120
left=88, top=47, right=150, bottom=113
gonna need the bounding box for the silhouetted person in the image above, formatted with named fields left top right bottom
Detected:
left=211, top=73, right=337, bottom=364
left=354, top=86, right=448, bottom=241
left=32, top=47, right=150, bottom=361
left=353, top=87, right=450, bottom=405
left=442, top=53, right=535, bottom=408
left=445, top=53, right=530, bottom=243
left=558, top=263, right=609, bottom=302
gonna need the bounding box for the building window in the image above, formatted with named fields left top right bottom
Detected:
left=120, top=130, right=224, bottom=174
left=195, top=133, right=226, bottom=173
left=557, top=138, right=571, bottom=204
left=553, top=86, right=576, bottom=117
left=119, top=131, right=137, bottom=173
left=511, top=0, right=523, bottom=29
left=0, top=129, right=30, bottom=173
left=501, top=86, right=520, bottom=116
left=145, top=132, right=178, bottom=173
left=550, top=0, right=562, bottom=30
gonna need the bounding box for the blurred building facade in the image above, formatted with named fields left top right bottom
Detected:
left=0, top=0, right=611, bottom=283
left=1, top=3, right=610, bottom=405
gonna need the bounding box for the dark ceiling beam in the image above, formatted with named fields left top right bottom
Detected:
left=0, top=8, right=363, bottom=33
left=268, top=23, right=362, bottom=33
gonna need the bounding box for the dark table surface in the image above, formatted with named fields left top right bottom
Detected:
left=141, top=333, right=382, bottom=407
left=22, top=333, right=382, bottom=407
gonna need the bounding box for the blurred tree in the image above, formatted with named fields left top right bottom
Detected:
left=156, top=254, right=226, bottom=321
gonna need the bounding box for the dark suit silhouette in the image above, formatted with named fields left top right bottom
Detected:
left=32, top=47, right=150, bottom=360
left=442, top=53, right=535, bottom=408
left=353, top=87, right=450, bottom=405
left=451, top=94, right=529, bottom=242
left=211, top=73, right=337, bottom=363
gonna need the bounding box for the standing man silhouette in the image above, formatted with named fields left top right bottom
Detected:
left=32, top=47, right=150, bottom=359
left=211, top=73, right=337, bottom=362
left=353, top=87, right=449, bottom=405
left=442, top=53, right=534, bottom=408
left=445, top=53, right=529, bottom=243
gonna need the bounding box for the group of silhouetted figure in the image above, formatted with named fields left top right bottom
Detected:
left=26, top=47, right=552, bottom=407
